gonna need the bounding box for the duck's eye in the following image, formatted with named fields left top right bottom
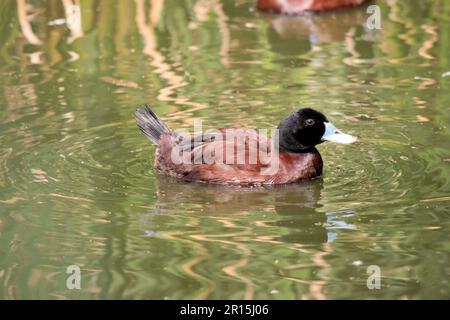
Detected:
left=305, top=119, right=315, bottom=126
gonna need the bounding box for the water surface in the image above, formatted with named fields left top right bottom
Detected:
left=0, top=0, right=450, bottom=299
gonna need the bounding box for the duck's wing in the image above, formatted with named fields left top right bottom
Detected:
left=174, top=128, right=273, bottom=171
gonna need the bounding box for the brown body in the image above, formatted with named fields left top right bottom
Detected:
left=154, top=129, right=323, bottom=186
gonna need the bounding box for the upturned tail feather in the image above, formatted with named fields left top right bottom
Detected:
left=135, top=105, right=171, bottom=144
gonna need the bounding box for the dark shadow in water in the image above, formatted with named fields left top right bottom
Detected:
left=272, top=182, right=327, bottom=244
left=141, top=175, right=328, bottom=245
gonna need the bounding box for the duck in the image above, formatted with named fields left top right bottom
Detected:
left=135, top=105, right=356, bottom=186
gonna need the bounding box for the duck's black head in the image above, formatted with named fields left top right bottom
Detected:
left=276, top=108, right=356, bottom=153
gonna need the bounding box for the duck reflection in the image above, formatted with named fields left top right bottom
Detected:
left=141, top=176, right=331, bottom=245
left=272, top=183, right=327, bottom=244
left=265, top=4, right=369, bottom=50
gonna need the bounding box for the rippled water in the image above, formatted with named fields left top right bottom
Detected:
left=1, top=0, right=450, bottom=299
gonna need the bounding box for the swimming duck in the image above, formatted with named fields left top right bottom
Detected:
left=135, top=105, right=356, bottom=186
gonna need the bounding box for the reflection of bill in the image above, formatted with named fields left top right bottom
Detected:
left=63, top=2, right=83, bottom=43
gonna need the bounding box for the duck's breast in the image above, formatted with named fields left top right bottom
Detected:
left=275, top=150, right=323, bottom=184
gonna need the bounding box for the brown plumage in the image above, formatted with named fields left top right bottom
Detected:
left=135, top=105, right=356, bottom=186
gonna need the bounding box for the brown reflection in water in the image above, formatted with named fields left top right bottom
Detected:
left=263, top=5, right=372, bottom=69
left=192, top=0, right=231, bottom=67
left=418, top=24, right=437, bottom=61
left=17, top=0, right=42, bottom=45
left=135, top=0, right=208, bottom=119
left=264, top=6, right=368, bottom=46
left=138, top=177, right=329, bottom=298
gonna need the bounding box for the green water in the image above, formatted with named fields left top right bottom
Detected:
left=1, top=0, right=450, bottom=300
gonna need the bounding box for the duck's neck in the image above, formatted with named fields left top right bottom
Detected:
left=273, top=131, right=318, bottom=154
